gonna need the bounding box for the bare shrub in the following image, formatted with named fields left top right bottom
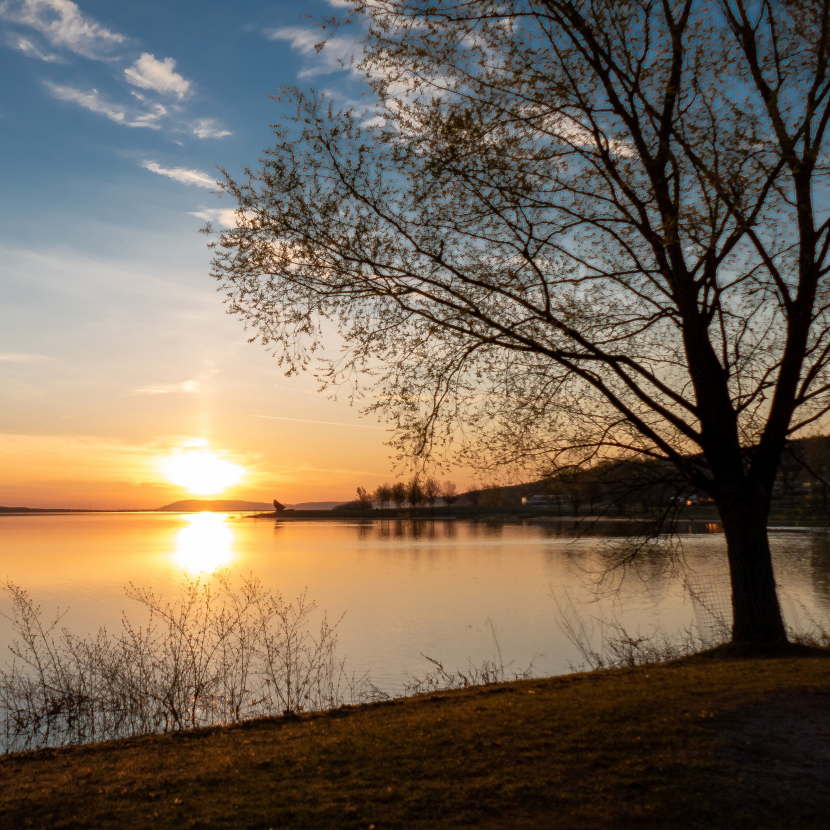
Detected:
left=0, top=576, right=365, bottom=753
left=553, top=590, right=713, bottom=671
left=785, top=601, right=830, bottom=649
left=401, top=619, right=537, bottom=696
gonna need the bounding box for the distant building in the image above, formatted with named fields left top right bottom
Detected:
left=522, top=495, right=566, bottom=506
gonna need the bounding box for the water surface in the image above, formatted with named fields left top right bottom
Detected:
left=0, top=514, right=828, bottom=689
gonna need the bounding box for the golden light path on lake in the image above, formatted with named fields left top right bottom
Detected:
left=173, top=513, right=235, bottom=573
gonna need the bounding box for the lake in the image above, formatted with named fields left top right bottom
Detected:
left=1, top=513, right=829, bottom=691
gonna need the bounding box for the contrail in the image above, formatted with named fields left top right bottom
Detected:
left=251, top=414, right=387, bottom=430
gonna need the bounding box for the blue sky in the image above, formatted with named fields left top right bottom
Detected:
left=0, top=0, right=408, bottom=508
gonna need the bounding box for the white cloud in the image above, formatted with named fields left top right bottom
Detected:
left=267, top=26, right=321, bottom=53
left=191, top=118, right=230, bottom=139
left=143, top=160, right=215, bottom=188
left=267, top=26, right=358, bottom=79
left=46, top=81, right=125, bottom=122
left=7, top=32, right=59, bottom=60
left=189, top=208, right=240, bottom=228
left=46, top=81, right=166, bottom=128
left=0, top=352, right=51, bottom=362
left=128, top=102, right=167, bottom=128
left=0, top=0, right=124, bottom=60
left=124, top=53, right=190, bottom=98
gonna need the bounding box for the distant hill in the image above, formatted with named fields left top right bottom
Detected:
left=156, top=500, right=275, bottom=512
left=155, top=499, right=346, bottom=512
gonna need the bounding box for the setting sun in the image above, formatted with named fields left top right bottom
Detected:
left=162, top=449, right=244, bottom=495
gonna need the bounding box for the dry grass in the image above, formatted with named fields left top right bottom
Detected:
left=1, top=650, right=829, bottom=829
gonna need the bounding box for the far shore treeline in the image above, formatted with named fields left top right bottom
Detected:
left=333, top=434, right=830, bottom=520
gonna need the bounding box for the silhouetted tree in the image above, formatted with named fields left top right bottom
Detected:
left=465, top=488, right=482, bottom=507
left=210, top=0, right=830, bottom=644
left=441, top=480, right=459, bottom=506
left=407, top=476, right=425, bottom=508
left=373, top=483, right=393, bottom=509
left=423, top=476, right=441, bottom=509
left=356, top=486, right=373, bottom=509
left=481, top=485, right=503, bottom=508
left=391, top=481, right=407, bottom=509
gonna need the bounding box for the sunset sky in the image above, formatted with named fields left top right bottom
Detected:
left=0, top=0, right=430, bottom=509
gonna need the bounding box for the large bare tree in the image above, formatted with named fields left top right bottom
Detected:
left=210, top=0, right=830, bottom=644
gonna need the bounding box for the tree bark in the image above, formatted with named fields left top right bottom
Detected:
left=718, top=494, right=787, bottom=644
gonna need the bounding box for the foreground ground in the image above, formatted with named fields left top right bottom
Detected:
left=2, top=650, right=829, bottom=829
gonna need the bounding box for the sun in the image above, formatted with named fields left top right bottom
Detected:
left=163, top=449, right=244, bottom=495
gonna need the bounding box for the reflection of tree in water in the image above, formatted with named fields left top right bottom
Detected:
left=410, top=521, right=438, bottom=540
left=590, top=538, right=684, bottom=598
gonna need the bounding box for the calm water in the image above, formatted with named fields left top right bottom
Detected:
left=0, top=514, right=829, bottom=690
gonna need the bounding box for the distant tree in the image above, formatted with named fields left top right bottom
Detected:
left=465, top=488, right=482, bottom=507
left=441, top=481, right=459, bottom=506
left=356, top=486, right=373, bottom=509
left=423, top=477, right=441, bottom=509
left=391, top=481, right=408, bottom=509
left=208, top=0, right=830, bottom=643
left=407, top=477, right=424, bottom=508
left=481, top=486, right=502, bottom=508
left=552, top=471, right=587, bottom=517
left=374, top=483, right=393, bottom=509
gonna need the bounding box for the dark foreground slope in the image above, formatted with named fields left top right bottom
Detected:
left=2, top=653, right=829, bottom=829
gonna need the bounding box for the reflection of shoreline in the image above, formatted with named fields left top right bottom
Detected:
left=258, top=515, right=727, bottom=537
left=173, top=514, right=235, bottom=573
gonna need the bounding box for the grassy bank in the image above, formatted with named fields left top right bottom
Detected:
left=2, top=649, right=829, bottom=829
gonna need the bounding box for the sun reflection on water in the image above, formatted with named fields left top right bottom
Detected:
left=173, top=513, right=235, bottom=573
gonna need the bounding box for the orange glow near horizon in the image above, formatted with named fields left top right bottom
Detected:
left=162, top=449, right=244, bottom=495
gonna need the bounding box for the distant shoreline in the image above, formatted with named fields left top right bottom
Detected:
left=1, top=505, right=827, bottom=531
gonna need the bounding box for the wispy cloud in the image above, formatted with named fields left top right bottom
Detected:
left=0, top=352, right=51, bottom=362
left=143, top=161, right=215, bottom=188
left=266, top=26, right=359, bottom=79
left=131, top=379, right=200, bottom=396
left=125, top=52, right=190, bottom=98
left=252, top=414, right=387, bottom=430
left=6, top=31, right=59, bottom=60
left=45, top=81, right=124, bottom=122
left=0, top=0, right=124, bottom=60
left=46, top=81, right=167, bottom=128
left=191, top=118, right=230, bottom=139
left=189, top=208, right=240, bottom=228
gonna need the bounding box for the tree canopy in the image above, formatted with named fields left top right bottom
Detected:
left=210, top=0, right=830, bottom=643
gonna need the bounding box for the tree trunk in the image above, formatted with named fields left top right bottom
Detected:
left=718, top=496, right=787, bottom=644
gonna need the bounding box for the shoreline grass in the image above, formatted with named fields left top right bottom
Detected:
left=2, top=648, right=829, bottom=829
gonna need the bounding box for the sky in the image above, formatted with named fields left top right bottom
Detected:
left=0, top=0, right=441, bottom=509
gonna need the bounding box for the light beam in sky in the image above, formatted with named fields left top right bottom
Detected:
left=162, top=449, right=244, bottom=494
